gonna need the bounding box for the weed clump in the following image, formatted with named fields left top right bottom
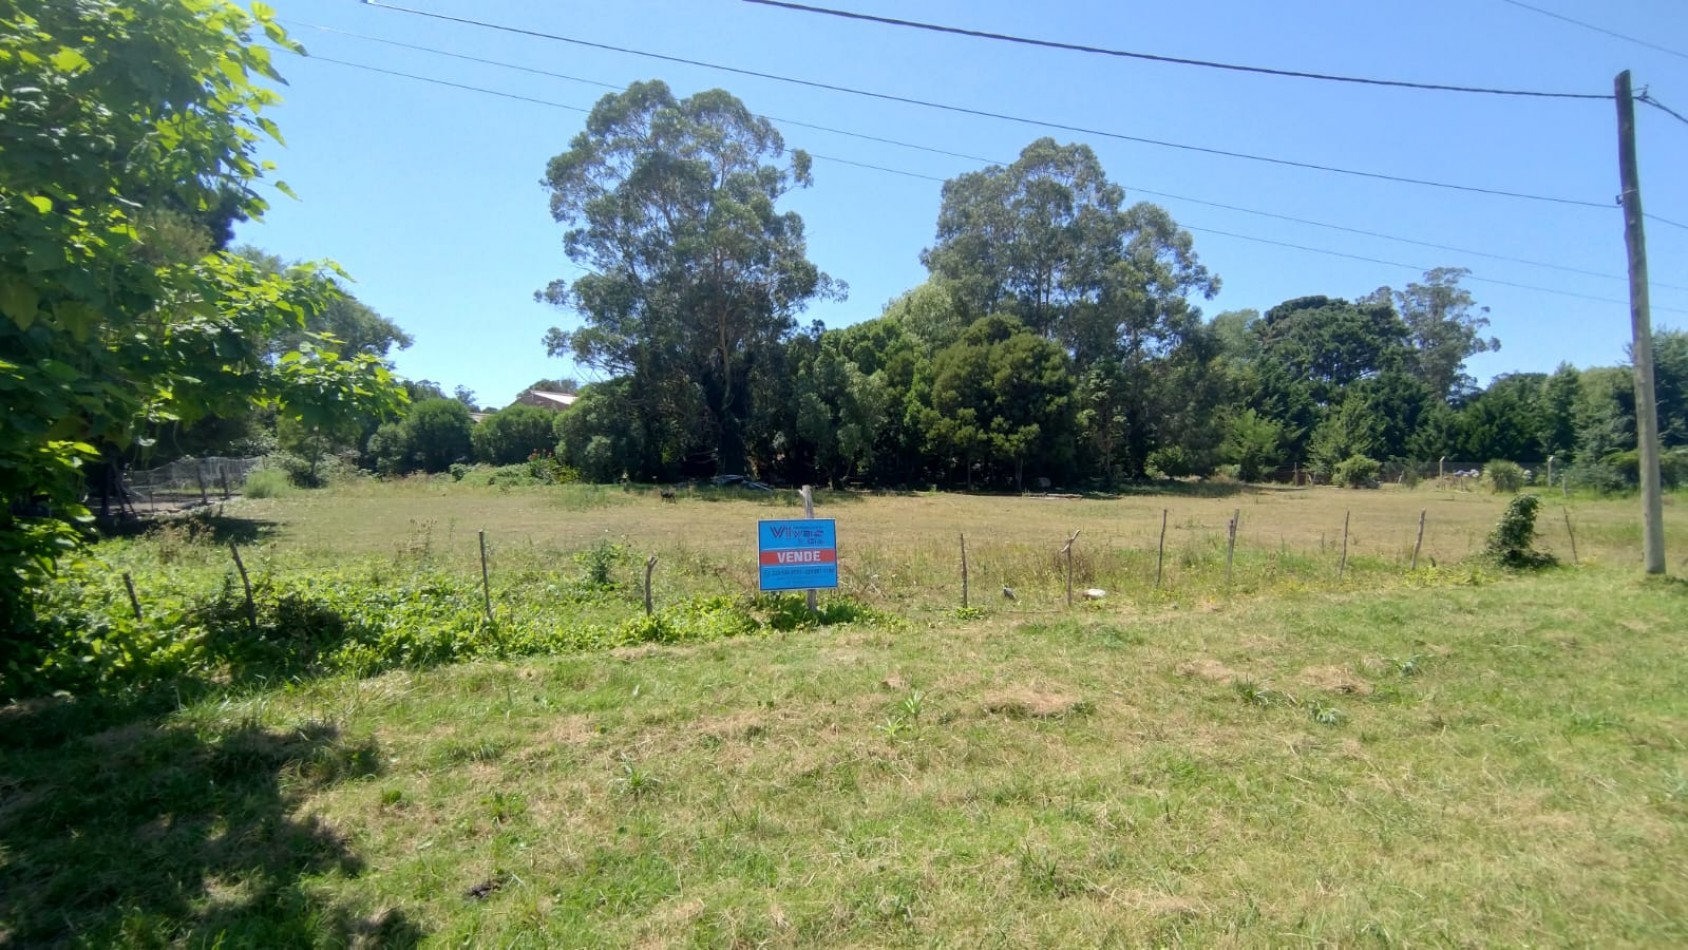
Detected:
left=1484, top=494, right=1556, bottom=569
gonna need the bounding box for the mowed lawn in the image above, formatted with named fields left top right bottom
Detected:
left=3, top=482, right=1686, bottom=946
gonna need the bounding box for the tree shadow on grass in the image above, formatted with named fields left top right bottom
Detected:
left=0, top=694, right=420, bottom=947
left=101, top=511, right=280, bottom=546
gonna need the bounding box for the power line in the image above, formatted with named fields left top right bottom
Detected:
left=280, top=52, right=914, bottom=186
left=1639, top=92, right=1688, bottom=128
left=297, top=18, right=1676, bottom=287
left=289, top=21, right=621, bottom=92
left=1185, top=225, right=1688, bottom=314
left=285, top=20, right=1005, bottom=167
left=744, top=0, right=1612, bottom=101
left=280, top=48, right=1685, bottom=315
left=304, top=55, right=590, bottom=113
left=1132, top=187, right=1688, bottom=290
left=1647, top=211, right=1688, bottom=232
left=1496, top=0, right=1688, bottom=62
left=358, top=0, right=1613, bottom=209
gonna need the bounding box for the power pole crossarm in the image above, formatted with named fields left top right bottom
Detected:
left=1615, top=70, right=1666, bottom=575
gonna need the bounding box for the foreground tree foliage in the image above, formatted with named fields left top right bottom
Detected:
left=0, top=1, right=404, bottom=637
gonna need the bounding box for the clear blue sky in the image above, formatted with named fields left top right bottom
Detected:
left=235, top=0, right=1688, bottom=408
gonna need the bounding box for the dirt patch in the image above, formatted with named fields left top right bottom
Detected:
left=983, top=689, right=1089, bottom=719
left=1298, top=665, right=1372, bottom=696
left=1176, top=658, right=1241, bottom=683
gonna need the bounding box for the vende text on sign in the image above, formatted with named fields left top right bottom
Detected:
left=757, top=519, right=839, bottom=592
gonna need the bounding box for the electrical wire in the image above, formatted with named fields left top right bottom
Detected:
left=1132, top=187, right=1688, bottom=290
left=356, top=0, right=1613, bottom=209
left=1639, top=92, right=1688, bottom=128
left=1185, top=225, right=1688, bottom=314
left=293, top=17, right=1688, bottom=281
left=292, top=18, right=1677, bottom=287
left=286, top=53, right=917, bottom=185
left=1496, top=0, right=1688, bottom=62
left=284, top=20, right=1011, bottom=166
left=744, top=0, right=1612, bottom=100
left=282, top=48, right=1685, bottom=315
left=304, top=55, right=589, bottom=112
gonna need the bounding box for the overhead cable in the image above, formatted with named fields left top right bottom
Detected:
left=356, top=0, right=1613, bottom=209
left=1496, top=0, right=1688, bottom=62
left=293, top=18, right=1676, bottom=286
left=744, top=0, right=1612, bottom=100
left=283, top=48, right=1684, bottom=314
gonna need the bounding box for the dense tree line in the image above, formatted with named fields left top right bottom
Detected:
left=533, top=84, right=1685, bottom=490
left=106, top=74, right=1678, bottom=497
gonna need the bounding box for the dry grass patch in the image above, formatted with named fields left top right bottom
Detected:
left=1298, top=664, right=1373, bottom=696
left=982, top=688, right=1091, bottom=719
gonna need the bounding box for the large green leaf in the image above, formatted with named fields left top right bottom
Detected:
left=0, top=281, right=40, bottom=327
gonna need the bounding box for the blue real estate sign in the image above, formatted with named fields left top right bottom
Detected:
left=757, top=519, right=839, bottom=592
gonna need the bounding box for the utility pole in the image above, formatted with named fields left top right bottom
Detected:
left=1615, top=70, right=1666, bottom=575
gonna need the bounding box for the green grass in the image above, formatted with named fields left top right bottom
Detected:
left=4, top=482, right=1685, bottom=944
left=4, top=562, right=1685, bottom=945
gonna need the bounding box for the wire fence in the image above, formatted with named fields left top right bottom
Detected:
left=124, top=456, right=264, bottom=514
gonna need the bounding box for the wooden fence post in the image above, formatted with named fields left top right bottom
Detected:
left=122, top=572, right=143, bottom=621
left=1563, top=507, right=1580, bottom=565
left=1155, top=509, right=1168, bottom=589
left=1339, top=511, right=1351, bottom=580
left=644, top=555, right=658, bottom=615
left=478, top=529, right=493, bottom=623
left=1225, top=509, right=1239, bottom=585
left=959, top=532, right=969, bottom=609
left=1411, top=509, right=1427, bottom=571
left=228, top=542, right=256, bottom=633
left=1062, top=530, right=1080, bottom=607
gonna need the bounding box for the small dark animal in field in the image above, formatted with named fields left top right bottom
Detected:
left=660, top=488, right=676, bottom=502
left=1002, top=585, right=1016, bottom=601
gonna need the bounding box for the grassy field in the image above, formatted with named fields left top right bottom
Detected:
left=3, top=481, right=1686, bottom=946
left=153, top=477, right=1670, bottom=615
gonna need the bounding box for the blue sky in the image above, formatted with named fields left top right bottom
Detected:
left=235, top=0, right=1688, bottom=407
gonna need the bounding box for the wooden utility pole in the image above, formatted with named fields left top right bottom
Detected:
left=1615, top=70, right=1666, bottom=575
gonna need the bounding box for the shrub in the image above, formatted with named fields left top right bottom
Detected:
left=403, top=398, right=474, bottom=473
left=1210, top=464, right=1242, bottom=483
left=1333, top=455, right=1381, bottom=489
left=364, top=399, right=474, bottom=475
left=259, top=451, right=315, bottom=487
left=1599, top=448, right=1688, bottom=490
left=242, top=467, right=292, bottom=499
left=1220, top=409, right=1284, bottom=482
left=577, top=538, right=626, bottom=589
left=1146, top=446, right=1194, bottom=479
left=1484, top=459, right=1526, bottom=493
left=1485, top=494, right=1555, bottom=568
left=1564, top=458, right=1628, bottom=494
left=555, top=381, right=653, bottom=482
left=472, top=405, right=558, bottom=465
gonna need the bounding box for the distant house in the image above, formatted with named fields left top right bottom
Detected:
left=513, top=389, right=578, bottom=412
